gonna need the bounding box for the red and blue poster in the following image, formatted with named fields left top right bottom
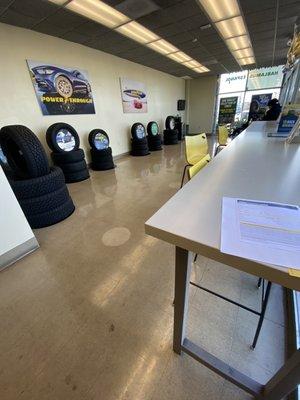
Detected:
left=27, top=60, right=96, bottom=115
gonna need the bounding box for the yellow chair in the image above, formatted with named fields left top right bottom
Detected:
left=214, top=125, right=229, bottom=156
left=188, top=154, right=211, bottom=180
left=181, top=133, right=209, bottom=187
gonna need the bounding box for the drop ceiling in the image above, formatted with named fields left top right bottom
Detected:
left=0, top=0, right=298, bottom=78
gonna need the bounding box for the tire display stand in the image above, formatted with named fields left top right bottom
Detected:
left=164, top=116, right=178, bottom=145
left=147, top=121, right=162, bottom=151
left=46, top=123, right=90, bottom=183
left=0, top=125, right=75, bottom=229
left=89, top=129, right=115, bottom=171
left=131, top=123, right=150, bottom=156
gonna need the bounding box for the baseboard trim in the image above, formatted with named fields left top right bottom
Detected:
left=0, top=237, right=39, bottom=272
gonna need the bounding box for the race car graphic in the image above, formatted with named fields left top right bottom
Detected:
left=31, top=65, right=91, bottom=98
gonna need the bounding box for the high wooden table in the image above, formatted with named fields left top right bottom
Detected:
left=145, top=122, right=300, bottom=399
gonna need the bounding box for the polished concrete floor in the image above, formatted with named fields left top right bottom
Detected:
left=0, top=142, right=286, bottom=400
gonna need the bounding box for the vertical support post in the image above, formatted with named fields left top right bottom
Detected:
left=173, top=246, right=192, bottom=354
left=263, top=348, right=300, bottom=400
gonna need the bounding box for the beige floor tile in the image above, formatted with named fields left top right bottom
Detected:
left=0, top=142, right=286, bottom=400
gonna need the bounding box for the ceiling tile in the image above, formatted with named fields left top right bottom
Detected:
left=39, top=8, right=85, bottom=29
left=10, top=0, right=57, bottom=20
left=0, top=9, right=37, bottom=28
left=62, top=31, right=90, bottom=45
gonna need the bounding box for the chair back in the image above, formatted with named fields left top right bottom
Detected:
left=188, top=154, right=211, bottom=180
left=185, top=133, right=208, bottom=165
left=217, top=125, right=229, bottom=146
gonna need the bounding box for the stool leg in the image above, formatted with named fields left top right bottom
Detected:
left=214, top=145, right=220, bottom=157
left=257, top=277, right=262, bottom=288
left=251, top=281, right=272, bottom=349
left=180, top=165, right=188, bottom=188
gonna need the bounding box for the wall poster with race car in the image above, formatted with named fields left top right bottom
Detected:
left=26, top=60, right=95, bottom=115
left=120, top=78, right=148, bottom=113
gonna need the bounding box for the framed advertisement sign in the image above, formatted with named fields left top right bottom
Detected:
left=120, top=78, right=148, bottom=113
left=27, top=60, right=95, bottom=115
left=218, top=96, right=238, bottom=124
left=248, top=93, right=272, bottom=121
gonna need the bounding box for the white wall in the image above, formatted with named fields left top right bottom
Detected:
left=0, top=166, right=38, bottom=269
left=187, top=75, right=218, bottom=134
left=0, top=23, right=185, bottom=159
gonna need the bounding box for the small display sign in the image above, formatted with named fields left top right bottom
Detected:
left=218, top=96, right=238, bottom=124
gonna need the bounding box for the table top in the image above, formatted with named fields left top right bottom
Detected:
left=145, top=122, right=300, bottom=291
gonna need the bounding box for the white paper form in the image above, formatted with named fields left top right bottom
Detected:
left=221, top=197, right=300, bottom=269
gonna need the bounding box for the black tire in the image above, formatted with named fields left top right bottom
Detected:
left=148, top=134, right=162, bottom=151
left=91, top=160, right=115, bottom=171
left=166, top=116, right=176, bottom=130
left=90, top=147, right=112, bottom=159
left=51, top=149, right=85, bottom=164
left=131, top=149, right=150, bottom=156
left=64, top=168, right=90, bottom=183
left=147, top=121, right=160, bottom=136
left=8, top=166, right=65, bottom=200
left=88, top=129, right=110, bottom=150
left=27, top=197, right=75, bottom=229
left=59, top=160, right=87, bottom=173
left=131, top=123, right=146, bottom=140
left=0, top=125, right=50, bottom=179
left=19, top=185, right=70, bottom=216
left=91, top=151, right=113, bottom=166
left=46, top=123, right=80, bottom=153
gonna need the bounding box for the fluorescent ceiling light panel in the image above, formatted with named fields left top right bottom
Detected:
left=50, top=0, right=67, bottom=6
left=116, top=21, right=159, bottom=44
left=238, top=57, right=255, bottom=65
left=147, top=39, right=178, bottom=55
left=66, top=0, right=129, bottom=28
left=49, top=0, right=68, bottom=4
left=225, top=35, right=250, bottom=51
left=233, top=47, right=253, bottom=59
left=48, top=0, right=210, bottom=75
left=193, top=66, right=209, bottom=73
left=197, top=0, right=240, bottom=22
left=183, top=60, right=201, bottom=68
left=167, top=51, right=192, bottom=63
left=215, top=16, right=246, bottom=39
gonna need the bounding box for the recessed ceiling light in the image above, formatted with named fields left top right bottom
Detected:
left=66, top=0, right=130, bottom=28
left=193, top=66, right=209, bottom=73
left=215, top=16, right=247, bottom=39
left=116, top=21, right=159, bottom=44
left=197, top=0, right=240, bottom=22
left=238, top=57, right=255, bottom=65
left=233, top=47, right=253, bottom=59
left=225, top=35, right=250, bottom=51
left=147, top=39, right=179, bottom=55
left=49, top=0, right=68, bottom=4
left=47, top=0, right=210, bottom=74
left=167, top=51, right=192, bottom=63
left=197, top=0, right=255, bottom=66
left=183, top=60, right=201, bottom=68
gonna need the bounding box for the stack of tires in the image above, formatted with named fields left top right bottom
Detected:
left=89, top=129, right=115, bottom=170
left=46, top=123, right=90, bottom=183
left=164, top=116, right=178, bottom=145
left=147, top=121, right=162, bottom=151
left=0, top=125, right=75, bottom=229
left=131, top=123, right=150, bottom=156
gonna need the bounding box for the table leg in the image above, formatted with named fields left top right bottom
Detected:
left=263, top=348, right=300, bottom=400
left=173, top=247, right=192, bottom=355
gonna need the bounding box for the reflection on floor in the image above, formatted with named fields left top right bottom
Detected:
left=0, top=142, right=285, bottom=400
